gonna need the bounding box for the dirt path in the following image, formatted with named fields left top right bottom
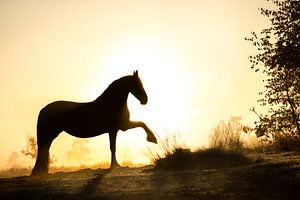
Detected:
left=1, top=153, right=300, bottom=199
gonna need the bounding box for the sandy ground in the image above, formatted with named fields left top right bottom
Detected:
left=1, top=152, right=300, bottom=200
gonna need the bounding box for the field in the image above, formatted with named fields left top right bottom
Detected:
left=1, top=151, right=300, bottom=200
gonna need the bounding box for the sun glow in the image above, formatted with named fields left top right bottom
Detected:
left=100, top=38, right=190, bottom=135
left=0, top=0, right=271, bottom=170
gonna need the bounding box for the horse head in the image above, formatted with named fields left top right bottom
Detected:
left=130, top=70, right=148, bottom=105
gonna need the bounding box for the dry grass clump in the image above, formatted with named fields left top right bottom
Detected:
left=209, top=117, right=248, bottom=151
left=148, top=133, right=250, bottom=170
left=153, top=148, right=250, bottom=170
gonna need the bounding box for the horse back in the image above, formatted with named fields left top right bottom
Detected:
left=37, top=101, right=83, bottom=130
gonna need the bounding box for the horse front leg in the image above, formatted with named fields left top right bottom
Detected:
left=125, top=121, right=157, bottom=144
left=109, top=131, right=120, bottom=168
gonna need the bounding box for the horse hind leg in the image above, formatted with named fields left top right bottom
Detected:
left=31, top=142, right=50, bottom=176
left=31, top=130, right=57, bottom=176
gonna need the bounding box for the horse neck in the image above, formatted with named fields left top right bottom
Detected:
left=95, top=76, right=131, bottom=106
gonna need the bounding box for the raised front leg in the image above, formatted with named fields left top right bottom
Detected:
left=109, top=131, right=120, bottom=168
left=124, top=121, right=157, bottom=144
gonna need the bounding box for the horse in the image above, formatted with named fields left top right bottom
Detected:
left=31, top=70, right=157, bottom=176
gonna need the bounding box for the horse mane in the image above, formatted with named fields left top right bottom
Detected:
left=95, top=75, right=132, bottom=102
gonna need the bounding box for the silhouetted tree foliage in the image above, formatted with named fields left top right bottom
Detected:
left=246, top=0, right=300, bottom=146
left=21, top=135, right=37, bottom=160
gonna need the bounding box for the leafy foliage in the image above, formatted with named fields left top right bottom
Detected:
left=246, top=0, right=300, bottom=71
left=246, top=0, right=300, bottom=148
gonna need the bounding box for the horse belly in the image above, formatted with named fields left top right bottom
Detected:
left=64, top=126, right=107, bottom=138
left=62, top=109, right=120, bottom=138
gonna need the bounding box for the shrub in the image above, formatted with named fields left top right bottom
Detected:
left=209, top=117, right=249, bottom=151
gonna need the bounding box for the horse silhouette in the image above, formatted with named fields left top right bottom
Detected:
left=31, top=70, right=157, bottom=176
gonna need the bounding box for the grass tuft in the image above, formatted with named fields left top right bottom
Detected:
left=147, top=133, right=250, bottom=170
left=154, top=148, right=250, bottom=170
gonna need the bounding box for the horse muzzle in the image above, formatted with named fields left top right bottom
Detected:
left=140, top=96, right=148, bottom=105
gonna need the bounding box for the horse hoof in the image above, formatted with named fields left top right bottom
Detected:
left=31, top=167, right=49, bottom=177
left=110, top=162, right=121, bottom=169
left=147, top=134, right=157, bottom=144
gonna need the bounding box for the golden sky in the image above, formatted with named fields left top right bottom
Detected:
left=0, top=0, right=273, bottom=169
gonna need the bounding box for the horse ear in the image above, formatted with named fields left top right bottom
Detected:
left=133, top=70, right=138, bottom=77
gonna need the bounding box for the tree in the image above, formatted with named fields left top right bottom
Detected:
left=21, top=135, right=37, bottom=160
left=246, top=0, right=300, bottom=143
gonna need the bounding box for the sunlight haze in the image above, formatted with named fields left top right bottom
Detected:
left=0, top=0, right=272, bottom=169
